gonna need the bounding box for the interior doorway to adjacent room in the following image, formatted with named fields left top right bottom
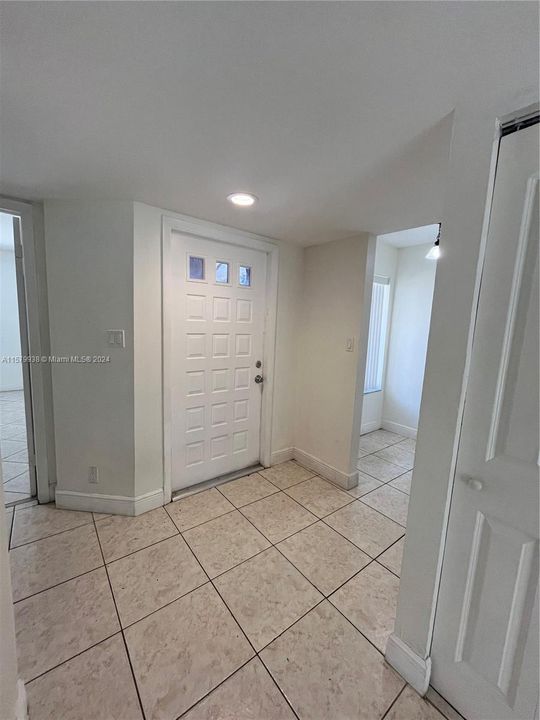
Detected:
left=356, top=224, right=439, bottom=501
left=0, top=211, right=36, bottom=506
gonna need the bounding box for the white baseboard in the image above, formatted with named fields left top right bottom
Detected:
left=55, top=488, right=164, bottom=516
left=292, top=448, right=357, bottom=490
left=15, top=679, right=27, bottom=720
left=270, top=447, right=294, bottom=465
left=382, top=419, right=418, bottom=439
left=360, top=420, right=380, bottom=435
left=385, top=633, right=431, bottom=695
left=0, top=385, right=24, bottom=393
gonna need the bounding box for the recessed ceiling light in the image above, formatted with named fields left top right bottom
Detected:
left=227, top=192, right=257, bottom=207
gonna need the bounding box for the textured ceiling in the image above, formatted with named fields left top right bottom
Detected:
left=0, top=2, right=537, bottom=244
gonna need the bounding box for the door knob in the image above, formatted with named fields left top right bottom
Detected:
left=254, top=375, right=264, bottom=384
left=461, top=475, right=483, bottom=491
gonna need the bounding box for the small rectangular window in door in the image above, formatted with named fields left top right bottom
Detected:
left=216, top=261, right=230, bottom=284
left=188, top=256, right=205, bottom=281
left=239, top=265, right=251, bottom=287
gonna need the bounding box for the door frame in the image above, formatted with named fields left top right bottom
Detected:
left=0, top=197, right=53, bottom=504
left=161, top=213, right=279, bottom=502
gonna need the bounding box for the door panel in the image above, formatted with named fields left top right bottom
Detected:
left=169, top=231, right=267, bottom=491
left=431, top=123, right=539, bottom=720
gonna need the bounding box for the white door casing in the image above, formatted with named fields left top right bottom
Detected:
left=163, top=216, right=278, bottom=495
left=431, top=122, right=539, bottom=720
left=12, top=216, right=37, bottom=498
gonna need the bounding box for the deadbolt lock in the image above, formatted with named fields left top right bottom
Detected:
left=255, top=360, right=262, bottom=368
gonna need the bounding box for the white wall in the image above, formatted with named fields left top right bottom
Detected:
left=44, top=200, right=303, bottom=508
left=382, top=243, right=436, bottom=437
left=44, top=201, right=135, bottom=499
left=0, top=214, right=23, bottom=392
left=295, top=234, right=371, bottom=480
left=360, top=239, right=398, bottom=435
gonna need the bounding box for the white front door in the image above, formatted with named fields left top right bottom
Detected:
left=431, top=122, right=539, bottom=719
left=169, top=230, right=267, bottom=491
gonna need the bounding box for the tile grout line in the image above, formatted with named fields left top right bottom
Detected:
left=8, top=518, right=96, bottom=550
left=174, top=656, right=258, bottom=720
left=12, top=563, right=105, bottom=605
left=170, top=526, right=303, bottom=720
left=13, top=446, right=410, bottom=717
left=92, top=514, right=147, bottom=720
left=380, top=682, right=407, bottom=719
left=217, top=490, right=400, bottom=664
left=102, top=528, right=180, bottom=565
left=170, top=488, right=322, bottom=720
left=318, top=509, right=405, bottom=557
left=23, top=631, right=123, bottom=686
left=356, top=496, right=407, bottom=529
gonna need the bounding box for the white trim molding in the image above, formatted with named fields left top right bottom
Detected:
left=293, top=448, right=358, bottom=490
left=55, top=489, right=164, bottom=516
left=385, top=633, right=432, bottom=696
left=15, top=679, right=27, bottom=720
left=0, top=197, right=54, bottom=504
left=270, top=447, right=294, bottom=465
left=360, top=420, right=380, bottom=435
left=382, top=419, right=418, bottom=439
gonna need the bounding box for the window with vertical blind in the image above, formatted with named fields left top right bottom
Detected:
left=364, top=275, right=390, bottom=393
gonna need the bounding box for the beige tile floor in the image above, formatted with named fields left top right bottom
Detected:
left=1, top=390, right=33, bottom=506
left=7, top=431, right=451, bottom=720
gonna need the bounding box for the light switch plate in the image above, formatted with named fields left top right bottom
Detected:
left=107, top=329, right=125, bottom=347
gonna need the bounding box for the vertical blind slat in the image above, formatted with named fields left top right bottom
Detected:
left=364, top=280, right=389, bottom=393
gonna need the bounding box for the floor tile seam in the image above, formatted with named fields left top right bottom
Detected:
left=9, top=518, right=95, bottom=550
left=101, top=527, right=180, bottom=565
left=357, top=497, right=407, bottom=529
left=112, top=576, right=212, bottom=631
left=236, top=502, right=320, bottom=545
left=184, top=540, right=272, bottom=584
left=327, top=597, right=405, bottom=667
left=318, top=512, right=405, bottom=559
left=358, top=481, right=411, bottom=502
left=11, top=561, right=106, bottom=605
left=281, top=485, right=358, bottom=516
left=21, top=630, right=124, bottom=686
left=215, top=481, right=281, bottom=510
left=258, top=470, right=319, bottom=492
left=186, top=533, right=262, bottom=664
left=318, top=495, right=402, bottom=525
left=356, top=462, right=412, bottom=482
left=92, top=514, right=148, bottom=720
left=380, top=682, right=407, bottom=719
left=164, top=499, right=236, bottom=534
left=1, top=450, right=29, bottom=462
left=385, top=482, right=411, bottom=497
left=2, top=466, right=30, bottom=484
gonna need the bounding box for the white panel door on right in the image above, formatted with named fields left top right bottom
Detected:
left=431, top=122, right=539, bottom=720
left=170, top=231, right=267, bottom=492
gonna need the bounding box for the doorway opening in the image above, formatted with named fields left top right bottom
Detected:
left=162, top=215, right=279, bottom=502
left=356, top=224, right=439, bottom=508
left=0, top=211, right=36, bottom=507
